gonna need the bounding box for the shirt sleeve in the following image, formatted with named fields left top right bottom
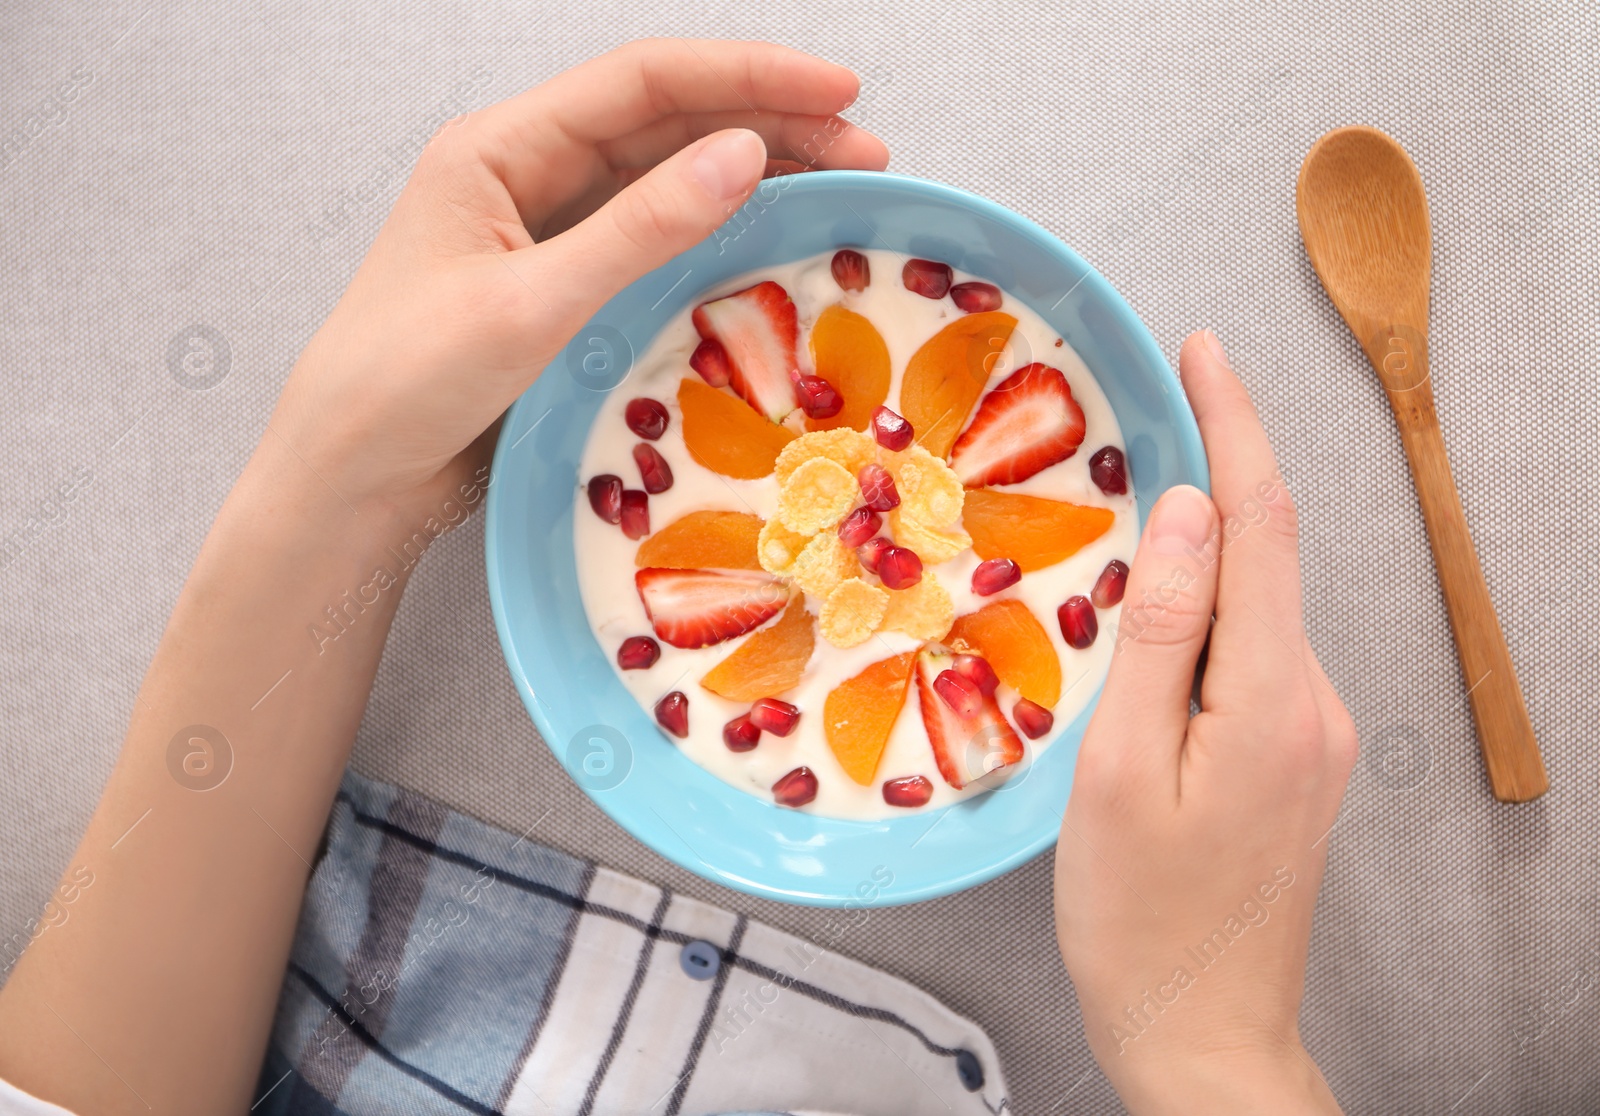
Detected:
left=0, top=1077, right=77, bottom=1116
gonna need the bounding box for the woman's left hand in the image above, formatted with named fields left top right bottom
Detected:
left=272, top=38, right=889, bottom=523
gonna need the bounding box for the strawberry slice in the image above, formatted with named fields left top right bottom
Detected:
left=691, top=281, right=800, bottom=422
left=635, top=568, right=789, bottom=649
left=915, top=649, right=1024, bottom=789
left=948, top=363, right=1086, bottom=487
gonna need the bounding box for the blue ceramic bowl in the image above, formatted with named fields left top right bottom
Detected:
left=485, top=170, right=1207, bottom=907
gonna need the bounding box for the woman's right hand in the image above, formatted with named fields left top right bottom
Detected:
left=1054, top=331, right=1357, bottom=1114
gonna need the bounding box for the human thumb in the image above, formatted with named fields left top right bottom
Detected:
left=1090, top=484, right=1221, bottom=756
left=522, top=128, right=767, bottom=326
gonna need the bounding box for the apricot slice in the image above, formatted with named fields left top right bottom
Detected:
left=806, top=304, right=891, bottom=433
left=962, top=488, right=1114, bottom=572
left=947, top=599, right=1062, bottom=707
left=700, top=599, right=816, bottom=702
left=634, top=511, right=764, bottom=570
left=678, top=378, right=797, bottom=479
left=824, top=651, right=916, bottom=785
left=900, top=311, right=1017, bottom=459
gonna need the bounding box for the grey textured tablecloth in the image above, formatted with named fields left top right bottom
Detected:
left=3, top=2, right=1597, bottom=1112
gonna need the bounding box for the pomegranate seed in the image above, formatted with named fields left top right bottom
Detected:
left=902, top=258, right=953, bottom=299
left=625, top=397, right=669, bottom=440
left=877, top=546, right=923, bottom=590
left=723, top=713, right=761, bottom=752
left=870, top=405, right=914, bottom=451
left=749, top=697, right=800, bottom=736
left=952, top=653, right=1000, bottom=697
left=882, top=775, right=934, bottom=808
left=831, top=248, right=870, bottom=292
left=1013, top=698, right=1054, bottom=740
left=950, top=281, right=1002, bottom=313
left=1091, top=560, right=1130, bottom=608
left=857, top=463, right=901, bottom=512
left=772, top=766, right=818, bottom=808
left=1058, top=595, right=1098, bottom=649
left=620, top=490, right=650, bottom=539
left=1089, top=445, right=1128, bottom=495
left=689, top=337, right=732, bottom=387
left=587, top=474, right=623, bottom=524
left=796, top=375, right=844, bottom=419
left=837, top=507, right=882, bottom=548
left=971, top=558, right=1021, bottom=596
left=654, top=691, right=689, bottom=737
left=934, top=669, right=983, bottom=717
left=858, top=536, right=892, bottom=573
left=632, top=444, right=673, bottom=494
left=617, top=635, right=660, bottom=670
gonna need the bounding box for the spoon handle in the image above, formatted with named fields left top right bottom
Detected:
left=1373, top=333, right=1548, bottom=802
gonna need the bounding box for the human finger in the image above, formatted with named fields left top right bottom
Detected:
left=505, top=127, right=768, bottom=355
left=1178, top=331, right=1306, bottom=645
left=597, top=110, right=889, bottom=175
left=1085, top=484, right=1221, bottom=784
left=480, top=40, right=858, bottom=221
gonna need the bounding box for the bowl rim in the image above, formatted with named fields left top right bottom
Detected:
left=485, top=168, right=1208, bottom=906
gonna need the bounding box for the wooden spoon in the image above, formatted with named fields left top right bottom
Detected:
left=1296, top=125, right=1547, bottom=803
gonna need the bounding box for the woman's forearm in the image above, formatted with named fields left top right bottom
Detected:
left=0, top=432, right=472, bottom=1115
left=0, top=40, right=886, bottom=1114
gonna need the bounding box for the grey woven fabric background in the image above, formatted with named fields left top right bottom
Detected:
left=3, top=1, right=1597, bottom=1112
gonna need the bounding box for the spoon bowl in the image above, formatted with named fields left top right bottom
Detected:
left=1298, top=126, right=1431, bottom=337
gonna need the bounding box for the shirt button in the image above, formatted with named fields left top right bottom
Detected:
left=679, top=939, right=721, bottom=981
left=954, top=1049, right=984, bottom=1091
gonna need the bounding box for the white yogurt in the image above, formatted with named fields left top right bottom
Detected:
left=574, top=249, right=1138, bottom=819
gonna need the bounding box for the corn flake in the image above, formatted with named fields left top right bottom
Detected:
left=887, top=511, right=972, bottom=565
left=889, top=445, right=965, bottom=528
left=774, top=428, right=875, bottom=485
left=788, top=531, right=860, bottom=600
left=819, top=578, right=891, bottom=648
left=777, top=456, right=857, bottom=535
left=757, top=517, right=810, bottom=575
left=881, top=574, right=955, bottom=641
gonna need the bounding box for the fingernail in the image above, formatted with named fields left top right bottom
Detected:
left=691, top=130, right=764, bottom=202
left=830, top=60, right=861, bottom=108
left=1151, top=485, right=1215, bottom=556
left=1200, top=329, right=1231, bottom=369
